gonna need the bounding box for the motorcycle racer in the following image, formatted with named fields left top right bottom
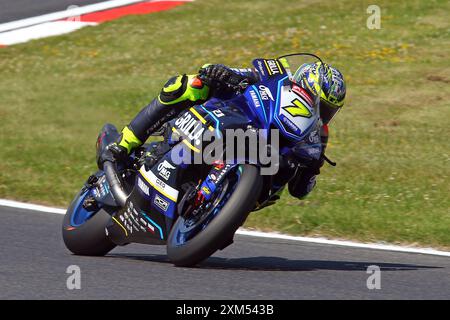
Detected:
left=99, top=61, right=346, bottom=200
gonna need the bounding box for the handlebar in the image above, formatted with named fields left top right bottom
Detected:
left=103, top=160, right=128, bottom=207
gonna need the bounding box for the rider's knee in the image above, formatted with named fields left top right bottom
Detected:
left=158, top=74, right=209, bottom=106
left=159, top=75, right=188, bottom=104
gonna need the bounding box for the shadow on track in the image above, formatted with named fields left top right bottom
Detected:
left=106, top=253, right=442, bottom=272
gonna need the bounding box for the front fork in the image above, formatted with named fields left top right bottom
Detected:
left=198, top=161, right=237, bottom=202
left=177, top=162, right=237, bottom=219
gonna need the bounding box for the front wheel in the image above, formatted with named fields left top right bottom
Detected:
left=62, top=188, right=116, bottom=256
left=167, top=164, right=262, bottom=267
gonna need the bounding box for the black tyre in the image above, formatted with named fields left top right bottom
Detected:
left=167, top=164, right=262, bottom=267
left=62, top=189, right=116, bottom=256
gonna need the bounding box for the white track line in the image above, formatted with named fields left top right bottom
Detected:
left=236, top=230, right=450, bottom=257
left=1, top=198, right=449, bottom=257
left=0, top=21, right=97, bottom=45
left=0, top=199, right=66, bottom=214
left=0, top=0, right=144, bottom=33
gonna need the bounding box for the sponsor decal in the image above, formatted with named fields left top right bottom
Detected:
left=212, top=109, right=225, bottom=118
left=282, top=116, right=299, bottom=133
left=139, top=167, right=179, bottom=202
left=157, top=160, right=176, bottom=181
left=257, top=60, right=266, bottom=76
left=154, top=194, right=169, bottom=212
left=216, top=164, right=232, bottom=181
left=120, top=211, right=135, bottom=234
left=249, top=90, right=261, bottom=108
left=175, top=112, right=205, bottom=146
left=292, top=85, right=314, bottom=106
left=283, top=98, right=312, bottom=118
left=120, top=202, right=156, bottom=234
left=124, top=203, right=145, bottom=233
left=131, top=207, right=144, bottom=232
left=156, top=178, right=166, bottom=189
left=209, top=173, right=217, bottom=181
left=306, top=146, right=321, bottom=158
left=137, top=178, right=150, bottom=195
left=93, top=176, right=109, bottom=198
left=123, top=223, right=131, bottom=234
left=140, top=211, right=164, bottom=240
left=264, top=59, right=283, bottom=76
left=308, top=130, right=321, bottom=144
left=258, top=85, right=274, bottom=101
left=202, top=186, right=211, bottom=195
left=140, top=217, right=155, bottom=233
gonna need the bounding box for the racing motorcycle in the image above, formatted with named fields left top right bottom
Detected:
left=62, top=53, right=329, bottom=267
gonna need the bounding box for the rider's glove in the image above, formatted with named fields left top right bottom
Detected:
left=98, top=143, right=128, bottom=170
left=199, top=64, right=246, bottom=91
left=202, top=64, right=233, bottom=82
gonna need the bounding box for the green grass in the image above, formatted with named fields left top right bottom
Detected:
left=0, top=0, right=449, bottom=248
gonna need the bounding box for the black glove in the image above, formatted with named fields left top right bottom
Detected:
left=201, top=64, right=232, bottom=82
left=98, top=143, right=128, bottom=170
left=199, top=64, right=245, bottom=91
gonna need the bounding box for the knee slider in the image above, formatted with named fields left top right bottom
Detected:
left=159, top=74, right=188, bottom=104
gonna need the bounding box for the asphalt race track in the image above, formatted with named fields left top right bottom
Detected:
left=1, top=0, right=449, bottom=300
left=1, top=206, right=449, bottom=299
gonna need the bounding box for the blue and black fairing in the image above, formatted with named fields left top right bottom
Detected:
left=251, top=58, right=322, bottom=157
left=106, top=152, right=180, bottom=245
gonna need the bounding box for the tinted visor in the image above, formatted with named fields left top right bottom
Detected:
left=320, top=99, right=341, bottom=124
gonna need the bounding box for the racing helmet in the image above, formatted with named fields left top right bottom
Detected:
left=292, top=62, right=346, bottom=124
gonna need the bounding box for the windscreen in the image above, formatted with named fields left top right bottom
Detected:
left=277, top=53, right=325, bottom=117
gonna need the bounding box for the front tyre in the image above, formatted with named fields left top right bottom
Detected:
left=62, top=189, right=116, bottom=256
left=167, top=164, right=262, bottom=267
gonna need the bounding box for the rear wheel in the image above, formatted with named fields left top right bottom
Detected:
left=62, top=188, right=116, bottom=256
left=167, top=164, right=262, bottom=267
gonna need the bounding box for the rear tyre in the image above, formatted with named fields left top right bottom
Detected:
left=167, top=164, right=262, bottom=267
left=62, top=190, right=116, bottom=256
